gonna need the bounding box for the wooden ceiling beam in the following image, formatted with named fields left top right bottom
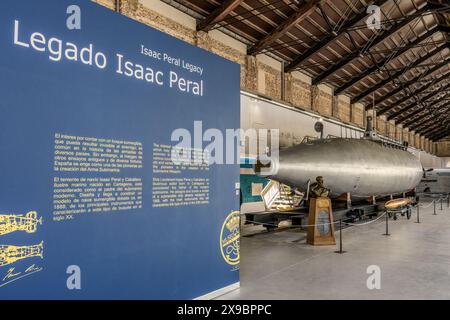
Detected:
left=372, top=58, right=449, bottom=107
left=197, top=0, right=245, bottom=32
left=322, top=10, right=430, bottom=89
left=335, top=27, right=444, bottom=95
left=410, top=107, right=450, bottom=134
left=248, top=0, right=321, bottom=55
left=389, top=80, right=450, bottom=122
left=285, top=0, right=389, bottom=72
left=355, top=44, right=449, bottom=108
left=403, top=98, right=450, bottom=127
left=379, top=69, right=450, bottom=117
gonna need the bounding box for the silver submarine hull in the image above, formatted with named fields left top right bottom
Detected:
left=257, top=138, right=423, bottom=199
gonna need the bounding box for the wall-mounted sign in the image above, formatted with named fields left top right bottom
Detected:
left=0, top=0, right=240, bottom=299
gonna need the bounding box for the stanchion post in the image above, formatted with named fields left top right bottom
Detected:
left=383, top=212, right=390, bottom=236
left=334, top=219, right=346, bottom=254
left=440, top=197, right=443, bottom=211
left=433, top=200, right=437, bottom=215
left=415, top=205, right=420, bottom=224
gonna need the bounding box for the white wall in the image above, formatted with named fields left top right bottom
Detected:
left=409, top=149, right=445, bottom=168
left=440, top=157, right=450, bottom=168
left=241, top=92, right=444, bottom=168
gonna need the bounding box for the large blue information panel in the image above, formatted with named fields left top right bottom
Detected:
left=0, top=0, right=240, bottom=299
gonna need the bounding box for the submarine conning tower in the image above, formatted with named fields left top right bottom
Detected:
left=364, top=115, right=381, bottom=141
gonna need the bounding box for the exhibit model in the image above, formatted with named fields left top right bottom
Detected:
left=250, top=116, right=422, bottom=229
left=419, top=168, right=450, bottom=195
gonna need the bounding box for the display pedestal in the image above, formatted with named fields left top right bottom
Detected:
left=307, top=197, right=336, bottom=246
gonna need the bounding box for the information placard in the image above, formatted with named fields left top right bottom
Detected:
left=0, top=0, right=240, bottom=299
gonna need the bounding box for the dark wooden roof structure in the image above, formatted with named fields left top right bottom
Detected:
left=168, top=0, right=449, bottom=140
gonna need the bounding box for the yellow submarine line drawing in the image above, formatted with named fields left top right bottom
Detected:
left=0, top=211, right=42, bottom=236
left=0, top=241, right=44, bottom=267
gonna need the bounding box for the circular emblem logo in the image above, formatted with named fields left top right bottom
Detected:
left=220, top=211, right=240, bottom=267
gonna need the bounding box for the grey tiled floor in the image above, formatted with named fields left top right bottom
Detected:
left=218, top=201, right=450, bottom=300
